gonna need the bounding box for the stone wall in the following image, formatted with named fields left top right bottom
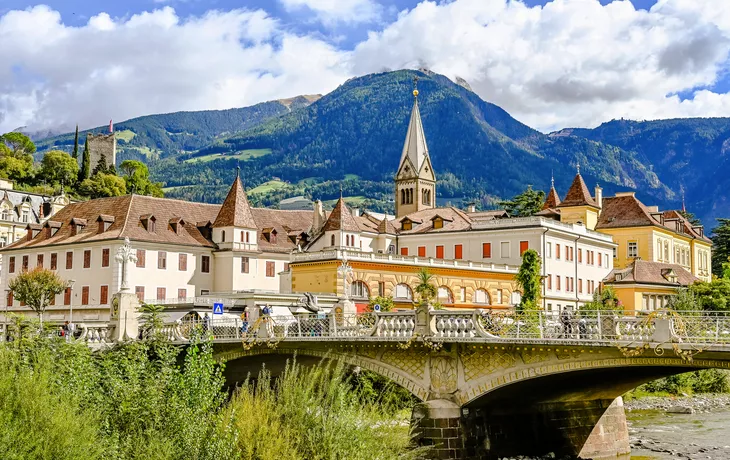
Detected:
left=87, top=133, right=117, bottom=171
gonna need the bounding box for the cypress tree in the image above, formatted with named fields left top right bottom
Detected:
left=80, top=136, right=91, bottom=181
left=72, top=125, right=79, bottom=160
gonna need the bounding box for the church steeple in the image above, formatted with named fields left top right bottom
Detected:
left=395, top=76, right=436, bottom=218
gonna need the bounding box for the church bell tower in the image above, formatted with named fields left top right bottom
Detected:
left=395, top=78, right=436, bottom=218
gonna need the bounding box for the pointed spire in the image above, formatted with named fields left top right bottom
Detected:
left=213, top=175, right=257, bottom=228
left=559, top=172, right=597, bottom=208
left=322, top=196, right=360, bottom=232
left=680, top=184, right=686, bottom=213
left=576, top=163, right=580, bottom=175
left=543, top=176, right=562, bottom=210
left=551, top=170, right=554, bottom=189
left=398, top=81, right=430, bottom=174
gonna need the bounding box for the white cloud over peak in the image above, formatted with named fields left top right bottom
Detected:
left=279, top=0, right=382, bottom=24
left=1, top=0, right=730, bottom=134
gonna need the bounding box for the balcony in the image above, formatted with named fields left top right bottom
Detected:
left=216, top=242, right=260, bottom=252
left=291, top=249, right=520, bottom=274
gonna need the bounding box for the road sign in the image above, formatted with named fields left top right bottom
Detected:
left=213, top=303, right=224, bottom=315
left=374, top=304, right=381, bottom=312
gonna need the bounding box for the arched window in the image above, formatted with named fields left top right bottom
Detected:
left=331, top=234, right=335, bottom=246
left=246, top=231, right=250, bottom=243
left=401, top=189, right=406, bottom=204
left=1, top=209, right=8, bottom=221
left=241, top=231, right=244, bottom=242
left=664, top=241, right=669, bottom=262
left=473, top=288, right=490, bottom=305
left=221, top=230, right=226, bottom=242
left=351, top=280, right=370, bottom=298
left=394, top=283, right=413, bottom=300
left=437, top=286, right=454, bottom=304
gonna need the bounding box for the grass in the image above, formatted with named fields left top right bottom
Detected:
left=249, top=179, right=288, bottom=195
left=115, top=129, right=136, bottom=142
left=184, top=148, right=272, bottom=164
left=344, top=174, right=360, bottom=181
left=324, top=195, right=367, bottom=206
left=297, top=177, right=321, bottom=185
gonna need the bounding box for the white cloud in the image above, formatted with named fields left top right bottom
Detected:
left=2, top=0, right=730, bottom=134
left=0, top=6, right=350, bottom=133
left=279, top=0, right=381, bottom=25
left=350, top=0, right=730, bottom=131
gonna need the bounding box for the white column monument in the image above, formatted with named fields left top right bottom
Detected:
left=111, top=238, right=141, bottom=341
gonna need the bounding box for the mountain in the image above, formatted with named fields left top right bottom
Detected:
left=152, top=70, right=672, bottom=214
left=36, top=95, right=321, bottom=163
left=556, top=118, right=730, bottom=228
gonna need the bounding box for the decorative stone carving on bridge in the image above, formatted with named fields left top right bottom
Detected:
left=461, top=347, right=515, bottom=381
left=430, top=355, right=458, bottom=393
left=381, top=348, right=428, bottom=380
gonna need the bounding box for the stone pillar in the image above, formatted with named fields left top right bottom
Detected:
left=411, top=399, right=465, bottom=459
left=579, top=397, right=630, bottom=459
left=110, top=291, right=141, bottom=342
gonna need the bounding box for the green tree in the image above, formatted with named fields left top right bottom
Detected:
left=0, top=131, right=35, bottom=183
left=580, top=286, right=623, bottom=316
left=712, top=218, right=730, bottom=276
left=498, top=185, right=546, bottom=217
left=80, top=136, right=91, bottom=181
left=515, top=249, right=541, bottom=311
left=8, top=266, right=67, bottom=327
left=120, top=160, right=164, bottom=197
left=92, top=154, right=110, bottom=176
left=366, top=296, right=395, bottom=312
left=688, top=278, right=730, bottom=311
left=0, top=132, right=36, bottom=155
left=667, top=288, right=699, bottom=311
left=414, top=267, right=437, bottom=307
left=79, top=173, right=127, bottom=198
left=72, top=124, right=79, bottom=160
left=40, top=150, right=79, bottom=186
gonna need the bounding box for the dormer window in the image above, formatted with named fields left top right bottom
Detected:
left=70, top=218, right=87, bottom=236
left=97, top=215, right=115, bottom=233
left=169, top=217, right=184, bottom=235
left=662, top=269, right=678, bottom=284
left=21, top=210, right=29, bottom=223
left=262, top=227, right=277, bottom=244
left=401, top=219, right=413, bottom=231
left=197, top=221, right=212, bottom=240
left=433, top=217, right=443, bottom=229
left=140, top=214, right=156, bottom=233
left=1, top=209, right=8, bottom=221
left=45, top=221, right=62, bottom=237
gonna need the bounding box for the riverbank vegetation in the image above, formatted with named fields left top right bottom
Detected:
left=0, top=324, right=419, bottom=460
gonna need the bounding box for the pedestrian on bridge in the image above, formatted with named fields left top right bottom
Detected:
left=561, top=308, right=572, bottom=338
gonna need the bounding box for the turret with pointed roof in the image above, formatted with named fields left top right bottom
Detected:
left=213, top=174, right=257, bottom=229
left=556, top=167, right=600, bottom=229
left=322, top=196, right=360, bottom=232
left=395, top=76, right=436, bottom=218
left=542, top=176, right=562, bottom=210
left=559, top=169, right=598, bottom=208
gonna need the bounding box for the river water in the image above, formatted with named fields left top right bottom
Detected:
left=627, top=409, right=730, bottom=459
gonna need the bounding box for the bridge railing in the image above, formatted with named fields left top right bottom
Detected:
left=669, top=311, right=730, bottom=344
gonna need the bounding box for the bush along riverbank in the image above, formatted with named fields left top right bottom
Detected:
left=0, top=328, right=421, bottom=460
left=623, top=368, right=730, bottom=413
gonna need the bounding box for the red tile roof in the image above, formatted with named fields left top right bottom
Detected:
left=322, top=197, right=360, bottom=232
left=213, top=176, right=257, bottom=228
left=559, top=173, right=597, bottom=207
left=604, top=259, right=698, bottom=287
left=543, top=186, right=561, bottom=210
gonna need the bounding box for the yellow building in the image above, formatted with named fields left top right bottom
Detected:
left=290, top=249, right=520, bottom=311
left=595, top=192, right=712, bottom=282
left=604, top=259, right=698, bottom=314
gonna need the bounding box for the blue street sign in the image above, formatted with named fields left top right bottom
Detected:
left=374, top=304, right=381, bottom=312
left=213, top=303, right=224, bottom=315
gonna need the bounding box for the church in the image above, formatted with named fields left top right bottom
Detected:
left=0, top=85, right=707, bottom=324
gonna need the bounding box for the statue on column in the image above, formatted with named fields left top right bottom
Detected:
left=115, top=237, right=137, bottom=292
left=337, top=256, right=353, bottom=300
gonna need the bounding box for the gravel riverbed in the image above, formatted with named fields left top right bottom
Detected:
left=624, top=394, right=730, bottom=413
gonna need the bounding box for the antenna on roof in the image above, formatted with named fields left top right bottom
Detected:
left=576, top=163, right=580, bottom=175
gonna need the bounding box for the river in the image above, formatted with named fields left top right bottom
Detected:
left=627, top=408, right=730, bottom=459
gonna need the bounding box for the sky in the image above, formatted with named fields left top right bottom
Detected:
left=1, top=0, right=730, bottom=134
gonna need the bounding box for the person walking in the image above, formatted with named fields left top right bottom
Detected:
left=560, top=307, right=572, bottom=338
left=203, top=313, right=211, bottom=335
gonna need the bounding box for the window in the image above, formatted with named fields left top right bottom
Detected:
left=1, top=209, right=7, bottom=221
left=556, top=244, right=561, bottom=260
left=83, top=250, right=91, bottom=268
left=65, top=251, right=73, bottom=269
left=201, top=255, right=210, bottom=273
left=241, top=256, right=250, bottom=273
left=200, top=289, right=209, bottom=296
left=402, top=221, right=412, bottom=231
left=520, top=241, right=529, bottom=255
left=351, top=281, right=370, bottom=298
left=436, top=245, right=444, bottom=259
left=6, top=292, right=12, bottom=307
left=245, top=231, right=250, bottom=243
left=597, top=252, right=602, bottom=267
left=394, top=284, right=413, bottom=300
left=433, top=218, right=443, bottom=229
left=8, top=256, right=14, bottom=273
left=437, top=286, right=454, bottom=304
left=37, top=254, right=44, bottom=268
left=546, top=242, right=552, bottom=258
left=148, top=219, right=156, bottom=233
left=418, top=246, right=426, bottom=257
left=454, top=244, right=463, bottom=260
left=265, top=261, right=275, bottom=277
left=378, top=281, right=385, bottom=297
left=100, top=285, right=109, bottom=305
left=81, top=286, right=89, bottom=305
left=22, top=255, right=28, bottom=271
left=331, top=235, right=335, bottom=246
left=569, top=247, right=574, bottom=261
left=49, top=252, right=58, bottom=270
left=556, top=275, right=561, bottom=291
left=482, top=243, right=492, bottom=258
left=157, top=287, right=166, bottom=301
left=158, top=251, right=167, bottom=270
left=565, top=246, right=570, bottom=260
left=178, top=289, right=187, bottom=300
left=500, top=242, right=510, bottom=258
left=547, top=275, right=552, bottom=290
left=63, top=288, right=71, bottom=305
left=400, top=247, right=409, bottom=256
left=21, top=210, right=28, bottom=223
left=474, top=289, right=490, bottom=304
left=628, top=242, right=638, bottom=258
left=102, top=248, right=110, bottom=267
left=497, top=289, right=503, bottom=304
left=578, top=248, right=583, bottom=263
left=664, top=241, right=669, bottom=262
left=136, top=249, right=146, bottom=268
left=221, top=230, right=226, bottom=242
left=578, top=279, right=583, bottom=294
left=179, top=253, right=187, bottom=271
left=135, top=286, right=144, bottom=301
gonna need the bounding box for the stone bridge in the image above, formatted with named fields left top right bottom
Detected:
left=84, top=308, right=730, bottom=459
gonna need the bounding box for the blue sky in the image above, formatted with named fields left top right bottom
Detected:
left=0, top=0, right=729, bottom=133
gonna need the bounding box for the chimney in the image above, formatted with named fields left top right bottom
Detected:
left=594, top=185, right=603, bottom=210
left=466, top=202, right=476, bottom=213
left=312, top=200, right=325, bottom=232
left=351, top=206, right=361, bottom=217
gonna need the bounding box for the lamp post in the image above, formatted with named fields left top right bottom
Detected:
left=67, top=279, right=76, bottom=326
